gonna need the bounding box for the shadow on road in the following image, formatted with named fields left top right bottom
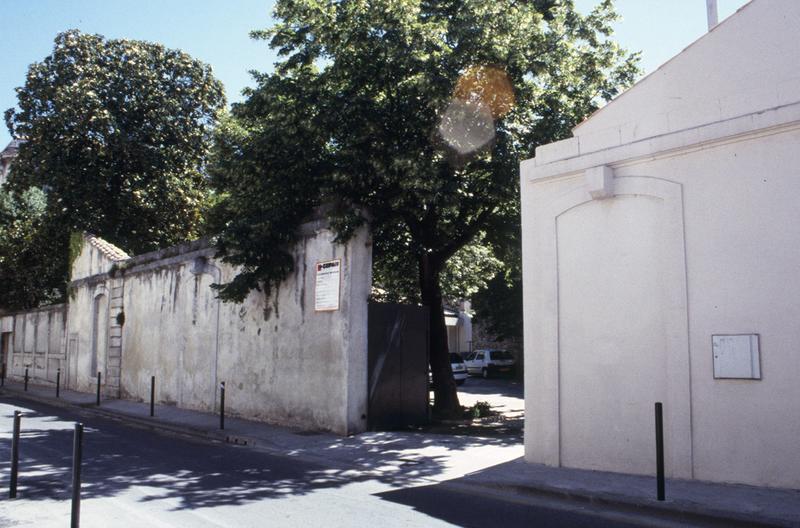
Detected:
left=374, top=480, right=635, bottom=528
left=0, top=398, right=519, bottom=511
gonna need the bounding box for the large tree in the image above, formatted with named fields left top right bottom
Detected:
left=2, top=30, right=225, bottom=307
left=210, top=0, right=639, bottom=417
left=5, top=30, right=226, bottom=256
left=0, top=187, right=66, bottom=311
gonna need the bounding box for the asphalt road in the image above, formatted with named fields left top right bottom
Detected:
left=458, top=377, right=524, bottom=417
left=0, top=396, right=645, bottom=528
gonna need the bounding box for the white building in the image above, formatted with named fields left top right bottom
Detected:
left=444, top=302, right=473, bottom=356
left=520, top=0, right=800, bottom=489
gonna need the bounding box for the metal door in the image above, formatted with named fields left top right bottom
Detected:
left=367, top=302, right=429, bottom=429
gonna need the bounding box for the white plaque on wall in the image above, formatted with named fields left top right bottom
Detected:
left=712, top=334, right=761, bottom=379
left=314, top=259, right=341, bottom=311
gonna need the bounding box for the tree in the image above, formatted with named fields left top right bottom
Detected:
left=5, top=30, right=226, bottom=256
left=210, top=0, right=639, bottom=417
left=0, top=187, right=66, bottom=311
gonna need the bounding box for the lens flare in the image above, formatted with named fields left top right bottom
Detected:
left=439, top=65, right=515, bottom=156
left=453, top=65, right=515, bottom=119
left=438, top=99, right=495, bottom=155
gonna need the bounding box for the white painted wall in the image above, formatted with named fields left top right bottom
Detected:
left=70, top=235, right=128, bottom=281
left=0, top=305, right=66, bottom=385
left=65, top=223, right=372, bottom=435
left=536, top=0, right=800, bottom=167
left=521, top=0, right=800, bottom=489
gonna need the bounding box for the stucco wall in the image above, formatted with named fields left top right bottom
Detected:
left=0, top=304, right=67, bottom=385
left=522, top=114, right=800, bottom=490
left=64, top=223, right=372, bottom=435
left=543, top=0, right=800, bottom=162
left=521, top=0, right=800, bottom=490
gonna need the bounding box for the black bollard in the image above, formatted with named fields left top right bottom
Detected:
left=56, top=369, right=61, bottom=398
left=219, top=381, right=225, bottom=430
left=9, top=411, right=21, bottom=498
left=150, top=375, right=155, bottom=417
left=655, top=402, right=665, bottom=501
left=24, top=368, right=29, bottom=391
left=71, top=423, right=83, bottom=528
left=96, top=371, right=101, bottom=406
left=1, top=363, right=5, bottom=387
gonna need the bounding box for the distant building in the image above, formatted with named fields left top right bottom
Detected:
left=444, top=302, right=472, bottom=356
left=521, top=0, right=800, bottom=489
left=0, top=140, right=21, bottom=187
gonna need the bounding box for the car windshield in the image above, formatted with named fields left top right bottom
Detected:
left=450, top=353, right=464, bottom=364
left=490, top=350, right=513, bottom=360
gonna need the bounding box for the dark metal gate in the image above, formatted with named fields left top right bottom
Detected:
left=367, top=302, right=429, bottom=429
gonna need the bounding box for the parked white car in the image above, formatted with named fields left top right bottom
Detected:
left=429, top=353, right=469, bottom=387
left=450, top=353, right=468, bottom=385
left=465, top=349, right=516, bottom=378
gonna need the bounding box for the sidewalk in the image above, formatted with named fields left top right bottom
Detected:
left=0, top=379, right=523, bottom=485
left=451, top=458, right=800, bottom=527
left=3, top=380, right=799, bottom=527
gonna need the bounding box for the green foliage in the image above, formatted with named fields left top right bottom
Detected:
left=468, top=400, right=496, bottom=419
left=210, top=0, right=639, bottom=413
left=67, top=231, right=84, bottom=271
left=472, top=265, right=523, bottom=342
left=213, top=0, right=638, bottom=297
left=0, top=187, right=67, bottom=310
left=5, top=29, right=226, bottom=256
left=1, top=30, right=225, bottom=308
left=471, top=209, right=524, bottom=343
left=372, top=231, right=502, bottom=304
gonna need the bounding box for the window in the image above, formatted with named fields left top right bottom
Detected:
left=491, top=350, right=513, bottom=360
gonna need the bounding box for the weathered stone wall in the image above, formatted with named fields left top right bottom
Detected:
left=0, top=304, right=67, bottom=384
left=65, top=222, right=371, bottom=435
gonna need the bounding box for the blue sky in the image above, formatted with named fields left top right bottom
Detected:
left=0, top=0, right=750, bottom=148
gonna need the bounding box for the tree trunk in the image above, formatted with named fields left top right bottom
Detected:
left=419, top=253, right=461, bottom=418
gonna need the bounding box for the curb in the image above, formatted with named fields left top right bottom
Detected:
left=441, top=480, right=793, bottom=528
left=2, top=386, right=793, bottom=528
left=1, top=386, right=242, bottom=447
left=0, top=386, right=354, bottom=471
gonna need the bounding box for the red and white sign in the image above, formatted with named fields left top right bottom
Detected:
left=314, top=259, right=341, bottom=311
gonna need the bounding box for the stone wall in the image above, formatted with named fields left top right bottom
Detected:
left=64, top=221, right=372, bottom=435
left=0, top=304, right=67, bottom=385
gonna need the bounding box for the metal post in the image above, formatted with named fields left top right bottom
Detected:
left=707, top=0, right=719, bottom=30
left=56, top=369, right=61, bottom=398
left=1, top=363, right=5, bottom=387
left=219, top=381, right=225, bottom=430
left=655, top=402, right=665, bottom=501
left=96, top=371, right=101, bottom=406
left=9, top=411, right=21, bottom=498
left=24, top=368, right=29, bottom=391
left=71, top=423, right=83, bottom=528
left=150, top=375, right=155, bottom=417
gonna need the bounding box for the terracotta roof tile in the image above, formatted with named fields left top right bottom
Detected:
left=85, top=234, right=130, bottom=261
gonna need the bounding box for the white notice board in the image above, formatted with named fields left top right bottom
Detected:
left=314, top=259, right=341, bottom=311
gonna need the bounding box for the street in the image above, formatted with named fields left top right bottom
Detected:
left=0, top=396, right=647, bottom=528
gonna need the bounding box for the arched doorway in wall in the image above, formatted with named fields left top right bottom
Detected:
left=91, top=292, right=109, bottom=384
left=526, top=176, right=692, bottom=478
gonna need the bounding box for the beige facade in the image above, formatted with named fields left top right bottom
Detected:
left=521, top=0, right=800, bottom=489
